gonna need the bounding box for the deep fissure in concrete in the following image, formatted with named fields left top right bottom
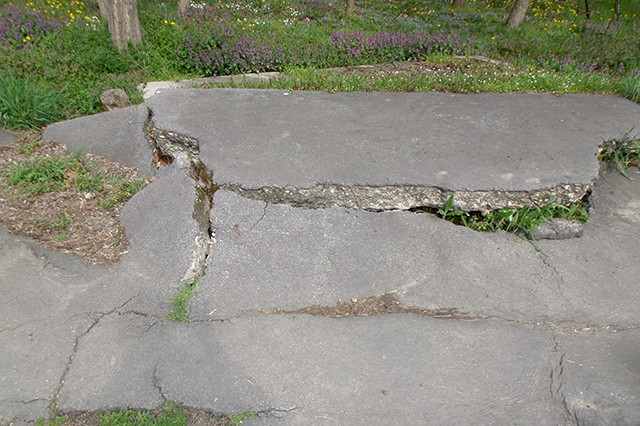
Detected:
left=144, top=111, right=215, bottom=289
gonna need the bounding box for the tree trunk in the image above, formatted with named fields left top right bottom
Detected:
left=585, top=0, right=591, bottom=20
left=614, top=0, right=620, bottom=20
left=452, top=0, right=464, bottom=8
left=345, top=0, right=355, bottom=17
left=178, top=0, right=190, bottom=16
left=97, top=0, right=106, bottom=17
left=505, top=0, right=531, bottom=29
left=102, top=0, right=142, bottom=51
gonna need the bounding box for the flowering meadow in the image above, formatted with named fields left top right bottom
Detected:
left=0, top=0, right=639, bottom=129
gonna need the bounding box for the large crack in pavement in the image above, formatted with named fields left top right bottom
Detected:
left=144, top=110, right=215, bottom=290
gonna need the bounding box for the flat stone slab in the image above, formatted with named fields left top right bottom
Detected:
left=147, top=89, right=639, bottom=194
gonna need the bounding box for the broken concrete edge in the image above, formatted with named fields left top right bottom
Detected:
left=138, top=71, right=282, bottom=100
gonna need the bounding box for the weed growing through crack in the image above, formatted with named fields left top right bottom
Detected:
left=166, top=274, right=202, bottom=322
left=428, top=194, right=588, bottom=238
left=598, top=129, right=640, bottom=176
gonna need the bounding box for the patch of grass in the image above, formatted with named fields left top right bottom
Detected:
left=1, top=147, right=145, bottom=206
left=37, top=404, right=258, bottom=426
left=50, top=212, right=72, bottom=229
left=17, top=135, right=39, bottom=154
left=210, top=60, right=618, bottom=95
left=619, top=73, right=640, bottom=103
left=598, top=129, right=640, bottom=175
left=0, top=73, right=63, bottom=130
left=100, top=402, right=187, bottom=426
left=3, top=155, right=83, bottom=195
left=166, top=274, right=202, bottom=322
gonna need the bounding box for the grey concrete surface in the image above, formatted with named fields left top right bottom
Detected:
left=2, top=91, right=640, bottom=426
left=555, top=328, right=640, bottom=426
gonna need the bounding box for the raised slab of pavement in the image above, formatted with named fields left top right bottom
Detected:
left=1, top=90, right=639, bottom=426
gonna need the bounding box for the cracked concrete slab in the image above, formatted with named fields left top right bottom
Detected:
left=191, top=189, right=571, bottom=323
left=190, top=165, right=640, bottom=329
left=56, top=314, right=165, bottom=411
left=57, top=313, right=570, bottom=426
left=147, top=89, right=639, bottom=210
left=42, top=104, right=153, bottom=176
left=81, top=163, right=203, bottom=318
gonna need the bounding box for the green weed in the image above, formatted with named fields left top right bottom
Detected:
left=35, top=413, right=66, bottom=426
left=50, top=212, right=72, bottom=229
left=100, top=177, right=146, bottom=210
left=598, top=129, right=640, bottom=175
left=55, top=233, right=68, bottom=242
left=18, top=136, right=39, bottom=155
left=428, top=196, right=588, bottom=238
left=166, top=274, right=202, bottom=322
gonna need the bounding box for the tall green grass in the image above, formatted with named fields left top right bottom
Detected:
left=0, top=73, right=63, bottom=129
